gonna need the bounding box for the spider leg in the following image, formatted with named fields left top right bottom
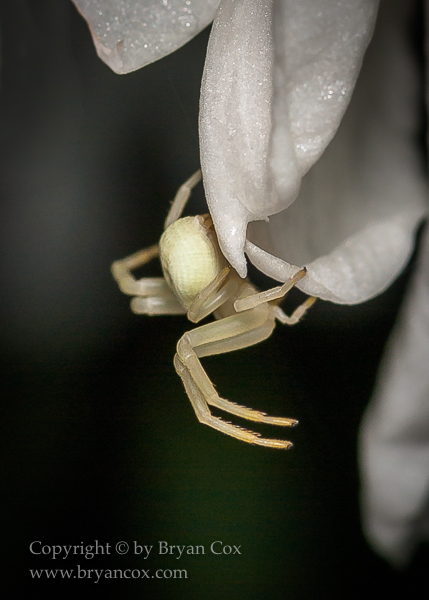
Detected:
left=174, top=356, right=293, bottom=449
left=112, top=244, right=186, bottom=315
left=234, top=267, right=307, bottom=312
left=131, top=293, right=186, bottom=316
left=273, top=296, right=317, bottom=325
left=233, top=267, right=316, bottom=324
left=187, top=267, right=242, bottom=323
left=111, top=244, right=160, bottom=296
left=164, top=169, right=202, bottom=229
left=174, top=304, right=295, bottom=448
left=203, top=392, right=296, bottom=427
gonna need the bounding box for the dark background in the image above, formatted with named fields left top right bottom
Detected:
left=1, top=1, right=428, bottom=597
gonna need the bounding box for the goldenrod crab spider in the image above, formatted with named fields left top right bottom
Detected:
left=111, top=171, right=316, bottom=449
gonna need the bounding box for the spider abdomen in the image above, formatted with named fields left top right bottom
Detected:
left=160, top=215, right=225, bottom=309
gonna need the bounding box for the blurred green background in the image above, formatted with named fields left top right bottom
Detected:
left=1, top=1, right=428, bottom=597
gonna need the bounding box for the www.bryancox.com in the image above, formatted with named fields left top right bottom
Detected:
left=30, top=565, right=188, bottom=582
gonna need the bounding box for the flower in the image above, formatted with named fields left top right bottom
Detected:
left=73, top=0, right=426, bottom=303
left=199, top=0, right=426, bottom=305
left=359, top=224, right=429, bottom=566
left=73, top=0, right=429, bottom=563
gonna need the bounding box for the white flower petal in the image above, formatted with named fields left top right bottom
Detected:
left=270, top=0, right=379, bottom=194
left=359, top=225, right=429, bottom=565
left=200, top=0, right=427, bottom=303
left=200, top=0, right=275, bottom=277
left=200, top=0, right=378, bottom=278
left=246, top=214, right=422, bottom=304
left=72, top=0, right=220, bottom=74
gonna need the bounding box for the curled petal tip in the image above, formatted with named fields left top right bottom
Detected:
left=214, top=213, right=249, bottom=279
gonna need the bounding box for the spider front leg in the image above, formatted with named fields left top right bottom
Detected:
left=174, top=303, right=297, bottom=449
left=234, top=267, right=316, bottom=324
left=186, top=266, right=242, bottom=323
left=111, top=244, right=185, bottom=315
left=164, top=169, right=202, bottom=229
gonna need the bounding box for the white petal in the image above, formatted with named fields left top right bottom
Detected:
left=72, top=0, right=220, bottom=74
left=270, top=0, right=379, bottom=194
left=200, top=0, right=275, bottom=277
left=246, top=214, right=423, bottom=304
left=359, top=225, right=429, bottom=565
left=200, top=0, right=427, bottom=302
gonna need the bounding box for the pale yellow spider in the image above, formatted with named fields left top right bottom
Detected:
left=111, top=170, right=316, bottom=449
